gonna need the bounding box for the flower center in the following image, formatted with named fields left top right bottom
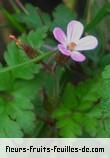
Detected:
left=67, top=42, right=77, bottom=51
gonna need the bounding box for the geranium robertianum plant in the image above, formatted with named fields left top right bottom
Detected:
left=0, top=1, right=110, bottom=138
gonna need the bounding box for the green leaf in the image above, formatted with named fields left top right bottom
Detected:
left=15, top=4, right=51, bottom=29
left=1, top=51, right=51, bottom=73
left=54, top=78, right=103, bottom=137
left=2, top=42, right=51, bottom=79
left=21, top=27, right=48, bottom=49
left=61, top=83, right=78, bottom=109
left=0, top=77, right=42, bottom=138
left=53, top=83, right=82, bottom=137
left=13, top=77, right=43, bottom=101
left=58, top=119, right=82, bottom=137
left=0, top=71, right=13, bottom=91
left=102, top=65, right=110, bottom=79
left=87, top=100, right=110, bottom=137
left=0, top=114, right=23, bottom=138
left=4, top=42, right=41, bottom=80
left=0, top=98, right=23, bottom=138
left=51, top=4, right=77, bottom=30
left=76, top=79, right=101, bottom=110
left=101, top=65, right=110, bottom=99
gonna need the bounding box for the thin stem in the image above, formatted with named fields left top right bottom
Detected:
left=9, top=0, right=20, bottom=13
left=43, top=44, right=58, bottom=52
left=16, top=0, right=29, bottom=15
left=86, top=0, right=94, bottom=24
left=40, top=61, right=53, bottom=73
left=0, top=52, right=51, bottom=73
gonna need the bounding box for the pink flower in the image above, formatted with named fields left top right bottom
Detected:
left=53, top=20, right=98, bottom=62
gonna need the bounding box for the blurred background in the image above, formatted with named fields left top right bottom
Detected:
left=0, top=0, right=110, bottom=138
left=0, top=0, right=110, bottom=66
left=0, top=1, right=109, bottom=49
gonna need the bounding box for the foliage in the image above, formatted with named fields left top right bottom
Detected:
left=15, top=4, right=51, bottom=29
left=0, top=1, right=110, bottom=138
left=51, top=4, right=77, bottom=30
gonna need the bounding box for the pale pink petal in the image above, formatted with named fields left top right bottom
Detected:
left=75, top=36, right=98, bottom=51
left=70, top=51, right=86, bottom=62
left=67, top=20, right=84, bottom=44
left=53, top=27, right=67, bottom=46
left=58, top=44, right=71, bottom=56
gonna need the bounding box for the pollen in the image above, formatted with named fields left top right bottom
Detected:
left=67, top=42, right=77, bottom=51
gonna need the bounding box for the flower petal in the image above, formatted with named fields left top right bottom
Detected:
left=58, top=44, right=71, bottom=56
left=70, top=51, right=86, bottom=62
left=75, top=36, right=98, bottom=51
left=53, top=27, right=67, bottom=45
left=67, top=20, right=84, bottom=43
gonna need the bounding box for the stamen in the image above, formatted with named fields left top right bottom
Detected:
left=67, top=42, right=77, bottom=51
